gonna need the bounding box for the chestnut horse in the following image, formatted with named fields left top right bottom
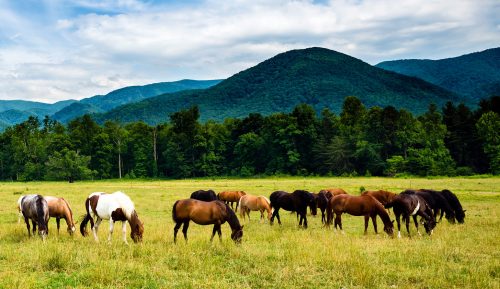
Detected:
left=44, top=196, right=76, bottom=235
left=217, top=191, right=246, bottom=212
left=172, top=199, right=244, bottom=243
left=321, top=188, right=348, bottom=196
left=80, top=191, right=144, bottom=243
left=385, top=192, right=436, bottom=238
left=238, top=194, right=273, bottom=223
left=326, top=194, right=394, bottom=237
left=270, top=190, right=317, bottom=228
left=20, top=194, right=50, bottom=240
left=361, top=190, right=397, bottom=207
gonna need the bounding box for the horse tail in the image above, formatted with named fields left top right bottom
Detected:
left=172, top=200, right=180, bottom=223
left=36, top=196, right=48, bottom=232
left=80, top=198, right=93, bottom=236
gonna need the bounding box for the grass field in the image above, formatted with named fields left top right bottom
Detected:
left=0, top=177, right=499, bottom=289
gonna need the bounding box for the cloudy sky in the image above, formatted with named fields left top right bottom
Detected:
left=0, top=0, right=499, bottom=103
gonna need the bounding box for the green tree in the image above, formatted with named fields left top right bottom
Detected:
left=45, top=149, right=93, bottom=182
left=476, top=112, right=500, bottom=174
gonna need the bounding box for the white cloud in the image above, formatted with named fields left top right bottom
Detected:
left=0, top=0, right=499, bottom=102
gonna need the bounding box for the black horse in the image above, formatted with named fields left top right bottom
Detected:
left=440, top=189, right=466, bottom=223
left=385, top=192, right=436, bottom=238
left=270, top=190, right=317, bottom=228
left=315, top=190, right=333, bottom=224
left=403, top=189, right=456, bottom=223
left=190, top=190, right=217, bottom=202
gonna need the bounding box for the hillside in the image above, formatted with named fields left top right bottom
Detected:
left=376, top=47, right=500, bottom=100
left=52, top=79, right=222, bottom=123
left=0, top=99, right=76, bottom=113
left=97, top=47, right=464, bottom=124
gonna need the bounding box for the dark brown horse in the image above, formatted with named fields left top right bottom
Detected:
left=190, top=190, right=217, bottom=202
left=270, top=190, right=317, bottom=228
left=172, top=199, right=244, bottom=243
left=440, top=189, right=466, bottom=223
left=314, top=191, right=333, bottom=224
left=217, top=191, right=246, bottom=212
left=410, top=189, right=456, bottom=223
left=385, top=192, right=436, bottom=238
left=326, top=194, right=394, bottom=236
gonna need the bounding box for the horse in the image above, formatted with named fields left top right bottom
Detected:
left=217, top=191, right=246, bottom=212
left=385, top=192, right=436, bottom=238
left=172, top=199, right=244, bottom=243
left=440, top=189, right=466, bottom=223
left=190, top=189, right=217, bottom=202
left=409, top=189, right=456, bottom=223
left=326, top=194, right=394, bottom=237
left=238, top=194, right=273, bottom=223
left=361, top=190, right=397, bottom=206
left=19, top=195, right=50, bottom=240
left=270, top=190, right=317, bottom=228
left=314, top=191, right=332, bottom=224
left=320, top=188, right=348, bottom=196
left=80, top=191, right=144, bottom=243
left=44, top=196, right=76, bottom=235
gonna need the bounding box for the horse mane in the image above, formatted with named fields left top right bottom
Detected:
left=35, top=195, right=48, bottom=231
left=223, top=202, right=241, bottom=230
left=60, top=197, right=73, bottom=217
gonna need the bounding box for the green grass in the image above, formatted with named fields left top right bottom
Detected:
left=0, top=177, right=499, bottom=288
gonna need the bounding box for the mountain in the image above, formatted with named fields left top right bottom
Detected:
left=376, top=47, right=500, bottom=100
left=96, top=47, right=464, bottom=124
left=52, top=79, right=222, bottom=123
left=0, top=99, right=76, bottom=114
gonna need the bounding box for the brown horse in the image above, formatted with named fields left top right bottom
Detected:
left=361, top=190, right=397, bottom=206
left=44, top=196, right=76, bottom=235
left=217, top=191, right=246, bottom=212
left=321, top=188, right=348, bottom=196
left=327, top=194, right=394, bottom=237
left=238, top=195, right=273, bottom=223
left=172, top=199, right=244, bottom=243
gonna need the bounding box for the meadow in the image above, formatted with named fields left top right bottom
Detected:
left=0, top=177, right=499, bottom=289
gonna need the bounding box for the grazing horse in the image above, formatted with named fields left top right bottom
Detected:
left=361, top=190, right=397, bottom=206
left=172, top=199, right=244, bottom=243
left=80, top=191, right=144, bottom=243
left=238, top=194, right=273, bottom=223
left=44, top=196, right=76, bottom=235
left=385, top=192, right=436, bottom=238
left=409, top=189, right=456, bottom=223
left=270, top=190, right=317, bottom=228
left=440, top=189, right=466, bottom=223
left=190, top=190, right=217, bottom=202
left=20, top=195, right=49, bottom=240
left=321, top=188, right=348, bottom=196
left=326, top=194, right=394, bottom=237
left=217, top=191, right=246, bottom=212
left=314, top=191, right=332, bottom=224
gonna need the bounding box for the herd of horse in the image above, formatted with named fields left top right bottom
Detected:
left=16, top=187, right=466, bottom=244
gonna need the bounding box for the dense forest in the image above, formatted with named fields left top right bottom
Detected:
left=0, top=96, right=498, bottom=182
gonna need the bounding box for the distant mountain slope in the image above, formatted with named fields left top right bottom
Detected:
left=0, top=99, right=76, bottom=114
left=97, top=47, right=463, bottom=124
left=52, top=79, right=222, bottom=123
left=376, top=47, right=500, bottom=100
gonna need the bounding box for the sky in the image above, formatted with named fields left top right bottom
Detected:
left=0, top=0, right=499, bottom=103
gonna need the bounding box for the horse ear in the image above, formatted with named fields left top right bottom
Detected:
left=462, top=210, right=467, bottom=213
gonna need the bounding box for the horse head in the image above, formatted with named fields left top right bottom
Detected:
left=384, top=220, right=395, bottom=238
left=230, top=225, right=244, bottom=244
left=131, top=221, right=144, bottom=243
left=456, top=210, right=466, bottom=224
left=423, top=218, right=436, bottom=235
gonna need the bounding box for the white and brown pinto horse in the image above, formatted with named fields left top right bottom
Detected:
left=45, top=196, right=76, bottom=235
left=80, top=192, right=144, bottom=243
left=19, top=194, right=50, bottom=240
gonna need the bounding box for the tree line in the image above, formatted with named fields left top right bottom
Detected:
left=0, top=96, right=498, bottom=182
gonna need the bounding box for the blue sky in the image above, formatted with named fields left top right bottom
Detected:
left=0, top=0, right=499, bottom=103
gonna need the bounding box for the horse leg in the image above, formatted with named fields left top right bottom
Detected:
left=270, top=208, right=280, bottom=225
left=321, top=208, right=326, bottom=224
left=405, top=216, right=411, bottom=238
left=32, top=220, right=37, bottom=236
left=235, top=201, right=239, bottom=212
left=173, top=222, right=182, bottom=243
left=303, top=213, right=308, bottom=229
left=56, top=218, right=61, bottom=235
left=413, top=215, right=421, bottom=236
left=364, top=215, right=369, bottom=234
left=108, top=220, right=115, bottom=243
left=210, top=225, right=217, bottom=242
left=396, top=213, right=401, bottom=238
left=92, top=218, right=102, bottom=242
left=25, top=217, right=31, bottom=237
left=182, top=221, right=189, bottom=242
left=217, top=225, right=222, bottom=242
left=371, top=215, right=378, bottom=234
left=121, top=221, right=128, bottom=244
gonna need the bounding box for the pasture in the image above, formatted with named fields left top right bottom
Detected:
left=0, top=177, right=499, bottom=289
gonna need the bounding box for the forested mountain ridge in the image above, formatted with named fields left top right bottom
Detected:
left=376, top=47, right=500, bottom=100
left=96, top=47, right=464, bottom=124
